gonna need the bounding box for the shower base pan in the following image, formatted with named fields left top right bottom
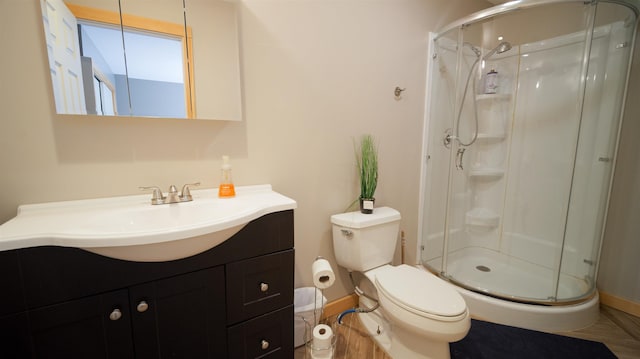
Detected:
left=441, top=246, right=590, bottom=301
left=456, top=285, right=599, bottom=332
left=422, top=247, right=599, bottom=332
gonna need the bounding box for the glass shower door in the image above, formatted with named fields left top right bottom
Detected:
left=557, top=2, right=637, bottom=302
left=423, top=1, right=637, bottom=304
left=421, top=29, right=458, bottom=274
left=441, top=18, right=520, bottom=297
left=446, top=4, right=597, bottom=303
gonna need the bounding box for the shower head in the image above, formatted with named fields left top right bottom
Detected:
left=482, top=41, right=512, bottom=60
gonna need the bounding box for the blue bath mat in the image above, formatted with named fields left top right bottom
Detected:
left=450, top=319, right=617, bottom=359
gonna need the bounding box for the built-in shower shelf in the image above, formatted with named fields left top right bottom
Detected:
left=469, top=167, right=504, bottom=178
left=465, top=207, right=500, bottom=229
left=476, top=93, right=511, bottom=102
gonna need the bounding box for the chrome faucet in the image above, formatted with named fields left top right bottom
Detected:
left=139, top=182, right=200, bottom=205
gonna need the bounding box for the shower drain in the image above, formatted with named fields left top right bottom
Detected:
left=475, top=265, right=491, bottom=272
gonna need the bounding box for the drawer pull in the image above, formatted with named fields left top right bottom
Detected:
left=137, top=301, right=149, bottom=313
left=261, top=339, right=270, bottom=350
left=260, top=282, right=269, bottom=292
left=109, top=308, right=122, bottom=321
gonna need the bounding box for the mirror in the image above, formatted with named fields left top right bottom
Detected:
left=39, top=0, right=242, bottom=121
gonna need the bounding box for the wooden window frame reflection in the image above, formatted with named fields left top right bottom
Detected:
left=66, top=3, right=196, bottom=119
left=91, top=65, right=117, bottom=115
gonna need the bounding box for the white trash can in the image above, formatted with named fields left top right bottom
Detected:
left=294, top=287, right=326, bottom=347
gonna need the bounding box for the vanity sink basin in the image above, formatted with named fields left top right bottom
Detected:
left=0, top=185, right=296, bottom=261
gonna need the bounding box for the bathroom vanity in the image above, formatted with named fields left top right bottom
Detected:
left=0, top=186, right=295, bottom=358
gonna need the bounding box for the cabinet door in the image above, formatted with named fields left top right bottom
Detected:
left=28, top=289, right=134, bottom=359
left=0, top=312, right=32, bottom=358
left=0, top=250, right=30, bottom=358
left=0, top=250, right=26, bottom=317
left=130, top=266, right=227, bottom=359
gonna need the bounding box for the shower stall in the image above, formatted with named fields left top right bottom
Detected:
left=420, top=0, right=638, bottom=331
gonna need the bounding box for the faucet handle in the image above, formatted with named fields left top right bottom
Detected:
left=139, top=186, right=165, bottom=205
left=180, top=182, right=201, bottom=201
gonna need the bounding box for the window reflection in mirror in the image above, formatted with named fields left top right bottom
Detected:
left=80, top=21, right=189, bottom=117
left=117, top=0, right=194, bottom=118
left=40, top=0, right=192, bottom=118
left=40, top=0, right=242, bottom=121
left=79, top=22, right=121, bottom=116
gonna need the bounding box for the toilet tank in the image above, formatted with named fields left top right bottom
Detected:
left=331, top=207, right=401, bottom=272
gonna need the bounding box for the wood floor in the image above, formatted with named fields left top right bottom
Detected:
left=294, top=305, right=640, bottom=359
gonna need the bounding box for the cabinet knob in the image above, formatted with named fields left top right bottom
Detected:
left=137, top=301, right=149, bottom=313
left=261, top=339, right=269, bottom=350
left=109, top=308, right=122, bottom=321
left=260, top=282, right=269, bottom=292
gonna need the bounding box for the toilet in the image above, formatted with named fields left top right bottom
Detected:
left=331, top=207, right=470, bottom=359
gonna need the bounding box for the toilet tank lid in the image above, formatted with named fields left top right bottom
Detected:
left=331, top=207, right=401, bottom=228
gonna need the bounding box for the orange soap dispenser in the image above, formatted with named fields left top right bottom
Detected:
left=218, top=155, right=236, bottom=198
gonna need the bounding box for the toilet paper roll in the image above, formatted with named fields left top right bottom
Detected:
left=312, top=324, right=333, bottom=350
left=312, top=258, right=335, bottom=289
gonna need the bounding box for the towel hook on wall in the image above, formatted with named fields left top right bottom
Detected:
left=394, top=86, right=406, bottom=97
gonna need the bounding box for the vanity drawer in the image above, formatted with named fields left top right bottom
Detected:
left=226, top=250, right=294, bottom=324
left=227, top=305, right=293, bottom=359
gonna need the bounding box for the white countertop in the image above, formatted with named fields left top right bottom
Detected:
left=0, top=184, right=297, bottom=253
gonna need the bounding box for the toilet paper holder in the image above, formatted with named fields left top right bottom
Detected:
left=312, top=257, right=335, bottom=289
left=304, top=320, right=337, bottom=358
left=303, top=257, right=336, bottom=358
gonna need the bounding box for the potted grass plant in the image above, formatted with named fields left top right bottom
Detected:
left=355, top=134, right=378, bottom=214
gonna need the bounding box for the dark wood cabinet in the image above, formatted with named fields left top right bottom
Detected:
left=0, top=210, right=294, bottom=359
left=129, top=266, right=227, bottom=359
left=0, top=250, right=25, bottom=317
left=29, top=289, right=134, bottom=359
left=0, top=311, right=32, bottom=359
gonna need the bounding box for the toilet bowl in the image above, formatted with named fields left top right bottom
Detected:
left=331, top=208, right=470, bottom=359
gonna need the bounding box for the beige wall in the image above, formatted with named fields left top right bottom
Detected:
left=598, top=26, right=640, bottom=305
left=0, top=0, right=489, bottom=301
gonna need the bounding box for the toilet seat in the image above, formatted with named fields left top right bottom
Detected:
left=373, top=265, right=467, bottom=322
